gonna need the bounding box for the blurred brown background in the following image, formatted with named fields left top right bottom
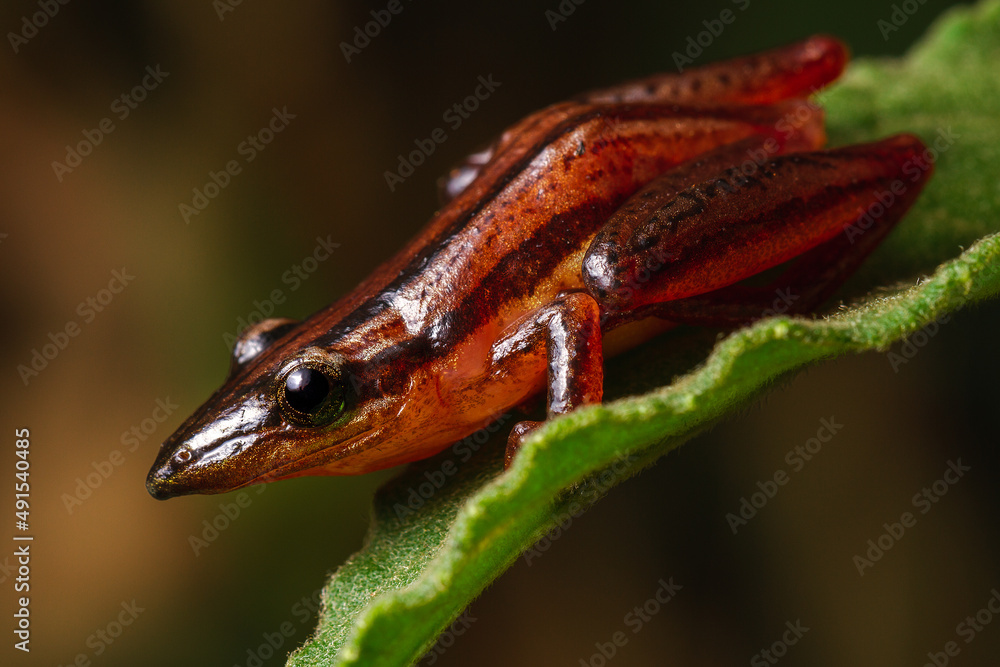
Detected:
left=2, top=0, right=998, bottom=665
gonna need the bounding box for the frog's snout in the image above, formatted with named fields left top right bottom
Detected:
left=145, top=432, right=200, bottom=500
left=145, top=454, right=186, bottom=500
left=145, top=470, right=178, bottom=500
left=145, top=391, right=285, bottom=500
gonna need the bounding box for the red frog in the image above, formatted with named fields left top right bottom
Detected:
left=147, top=36, right=932, bottom=499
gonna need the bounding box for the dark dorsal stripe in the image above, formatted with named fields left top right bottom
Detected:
left=320, top=103, right=784, bottom=365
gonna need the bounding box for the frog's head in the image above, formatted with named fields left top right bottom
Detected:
left=146, top=316, right=426, bottom=499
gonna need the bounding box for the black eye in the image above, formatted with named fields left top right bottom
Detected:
left=278, top=357, right=346, bottom=426
left=285, top=367, right=330, bottom=414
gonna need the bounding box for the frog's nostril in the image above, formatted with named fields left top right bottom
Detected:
left=146, top=442, right=193, bottom=500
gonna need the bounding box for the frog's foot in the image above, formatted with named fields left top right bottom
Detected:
left=504, top=421, right=543, bottom=469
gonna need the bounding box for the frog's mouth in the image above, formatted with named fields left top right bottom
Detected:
left=145, top=438, right=313, bottom=499
left=145, top=432, right=264, bottom=499
left=146, top=456, right=285, bottom=499
left=145, top=416, right=386, bottom=500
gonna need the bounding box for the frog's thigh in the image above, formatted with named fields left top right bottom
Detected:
left=584, top=135, right=931, bottom=316
left=637, top=206, right=908, bottom=328
left=491, top=292, right=603, bottom=468
left=583, top=136, right=781, bottom=305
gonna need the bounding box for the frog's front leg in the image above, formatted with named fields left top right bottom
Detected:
left=490, top=292, right=603, bottom=468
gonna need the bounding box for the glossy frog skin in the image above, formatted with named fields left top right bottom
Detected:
left=147, top=36, right=932, bottom=499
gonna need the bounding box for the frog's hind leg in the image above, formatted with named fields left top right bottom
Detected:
left=578, top=35, right=847, bottom=107
left=617, top=206, right=909, bottom=328
left=442, top=35, right=844, bottom=206
left=585, top=134, right=934, bottom=328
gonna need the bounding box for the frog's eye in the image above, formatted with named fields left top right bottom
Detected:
left=285, top=367, right=329, bottom=412
left=230, top=318, right=300, bottom=378
left=278, top=357, right=346, bottom=427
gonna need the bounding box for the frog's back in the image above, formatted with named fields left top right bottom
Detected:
left=315, top=101, right=810, bottom=369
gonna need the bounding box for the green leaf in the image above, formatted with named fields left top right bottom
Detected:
left=288, top=3, right=1000, bottom=665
